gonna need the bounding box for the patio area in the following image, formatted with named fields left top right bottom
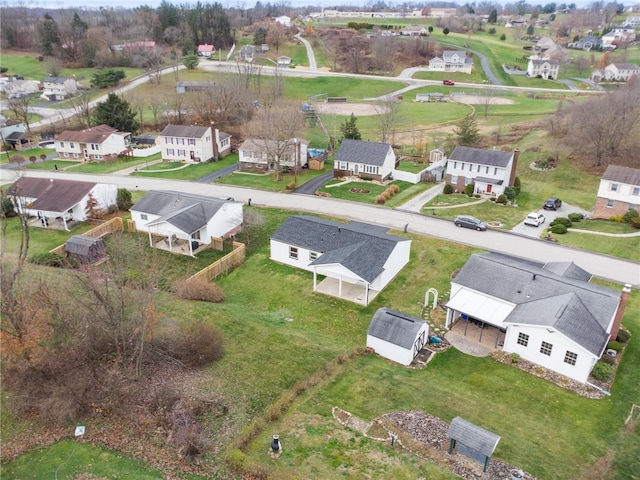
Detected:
left=153, top=237, right=207, bottom=256
left=28, top=216, right=76, bottom=231
left=445, top=318, right=505, bottom=357
left=314, top=277, right=380, bottom=306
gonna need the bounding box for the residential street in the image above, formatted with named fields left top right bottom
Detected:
left=4, top=168, right=637, bottom=288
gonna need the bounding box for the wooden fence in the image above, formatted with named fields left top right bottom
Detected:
left=49, top=217, right=124, bottom=255
left=187, top=241, right=246, bottom=282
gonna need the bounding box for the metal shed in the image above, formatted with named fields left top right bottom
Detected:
left=366, top=307, right=428, bottom=366
left=65, top=235, right=107, bottom=265
left=447, top=416, right=501, bottom=472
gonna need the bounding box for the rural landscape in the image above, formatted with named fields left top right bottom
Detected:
left=1, top=1, right=640, bottom=479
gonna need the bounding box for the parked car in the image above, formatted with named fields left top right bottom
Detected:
left=543, top=197, right=562, bottom=210
left=524, top=212, right=546, bottom=227
left=443, top=80, right=455, bottom=85
left=454, top=215, right=487, bottom=231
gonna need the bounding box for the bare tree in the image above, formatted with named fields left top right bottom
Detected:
left=371, top=36, right=396, bottom=73
left=6, top=96, right=33, bottom=134
left=266, top=23, right=286, bottom=53
left=374, top=97, right=403, bottom=144
left=244, top=103, right=306, bottom=182
left=166, top=94, right=189, bottom=124
left=148, top=95, right=165, bottom=131
left=45, top=57, right=64, bottom=77
left=71, top=91, right=93, bottom=128
left=481, top=89, right=498, bottom=118
left=235, top=60, right=263, bottom=92
left=146, top=52, right=165, bottom=85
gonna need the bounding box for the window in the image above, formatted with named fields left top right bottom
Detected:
left=450, top=175, right=458, bottom=184
left=494, top=168, right=498, bottom=175
left=309, top=251, right=318, bottom=261
left=365, top=165, right=377, bottom=174
left=70, top=142, right=75, bottom=148
left=339, top=162, right=347, bottom=169
left=540, top=341, right=553, bottom=356
left=141, top=214, right=148, bottom=220
left=188, top=138, right=196, bottom=145
left=610, top=183, right=619, bottom=192
left=477, top=165, right=481, bottom=172
left=564, top=351, right=578, bottom=366
left=180, top=138, right=185, bottom=145
left=464, top=177, right=473, bottom=185
left=517, top=332, right=529, bottom=347
left=73, top=153, right=79, bottom=158
left=91, top=143, right=98, bottom=150
left=453, top=162, right=457, bottom=169
left=461, top=163, right=465, bottom=170
left=633, top=187, right=640, bottom=196
left=166, top=137, right=173, bottom=144
left=60, top=142, right=65, bottom=148
left=485, top=166, right=489, bottom=174
left=178, top=149, right=185, bottom=156
left=94, top=154, right=103, bottom=160
left=167, top=148, right=175, bottom=155
left=289, top=247, right=298, bottom=260
left=607, top=199, right=615, bottom=207
left=64, top=152, right=69, bottom=158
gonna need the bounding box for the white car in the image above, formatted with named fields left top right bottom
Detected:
left=524, top=212, right=546, bottom=227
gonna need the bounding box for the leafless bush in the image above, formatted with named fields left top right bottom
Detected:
left=170, top=402, right=211, bottom=459
left=152, top=320, right=225, bottom=368
left=175, top=277, right=225, bottom=303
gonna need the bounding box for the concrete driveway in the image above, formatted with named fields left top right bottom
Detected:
left=510, top=202, right=592, bottom=238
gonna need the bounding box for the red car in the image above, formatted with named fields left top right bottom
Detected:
left=443, top=80, right=455, bottom=86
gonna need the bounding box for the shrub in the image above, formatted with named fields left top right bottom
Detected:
left=568, top=212, right=584, bottom=222
left=175, top=277, right=225, bottom=303
left=29, top=252, right=78, bottom=268
left=616, top=329, right=631, bottom=343
left=488, top=27, right=497, bottom=34
left=550, top=217, right=572, bottom=227
left=443, top=183, right=453, bottom=194
left=496, top=194, right=507, bottom=204
left=631, top=217, right=640, bottom=229
left=511, top=353, right=520, bottom=364
left=591, top=362, right=614, bottom=381
left=609, top=215, right=625, bottom=223
left=390, top=184, right=400, bottom=194
left=375, top=195, right=386, bottom=204
left=513, top=176, right=521, bottom=195
left=154, top=321, right=225, bottom=368
left=623, top=209, right=639, bottom=223
left=464, top=183, right=475, bottom=195
left=600, top=354, right=616, bottom=365
left=286, top=181, right=296, bottom=190
left=499, top=33, right=506, bottom=41
left=607, top=340, right=623, bottom=353
left=116, top=188, right=133, bottom=211
left=550, top=224, right=567, bottom=234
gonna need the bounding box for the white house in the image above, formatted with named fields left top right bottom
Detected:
left=445, top=252, right=630, bottom=383
left=277, top=56, right=292, bottom=67
left=527, top=55, right=560, bottom=80
left=55, top=124, right=131, bottom=161
left=6, top=177, right=117, bottom=229
left=593, top=165, right=640, bottom=219
left=270, top=215, right=411, bottom=306
left=591, top=63, right=640, bottom=82
left=401, top=25, right=428, bottom=36
left=197, top=44, right=215, bottom=57
left=238, top=45, right=255, bottom=62
left=160, top=124, right=231, bottom=163
left=41, top=76, right=78, bottom=100
left=130, top=191, right=243, bottom=256
left=0, top=119, right=29, bottom=149
left=274, top=15, right=291, bottom=27
left=602, top=25, right=636, bottom=48
left=445, top=146, right=519, bottom=196
left=367, top=307, right=428, bottom=366
left=334, top=139, right=397, bottom=182
left=3, top=80, right=40, bottom=99
left=429, top=50, right=473, bottom=74
left=238, top=137, right=307, bottom=171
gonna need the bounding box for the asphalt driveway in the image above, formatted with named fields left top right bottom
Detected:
left=510, top=202, right=592, bottom=238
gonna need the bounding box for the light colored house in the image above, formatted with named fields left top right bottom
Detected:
left=602, top=24, right=636, bottom=48
left=274, top=15, right=291, bottom=27
left=175, top=81, right=215, bottom=93
left=197, top=43, right=215, bottom=57
left=445, top=252, right=630, bottom=384
left=334, top=139, right=397, bottom=182
left=367, top=307, right=428, bottom=366
left=3, top=79, right=40, bottom=99
left=55, top=124, right=131, bottom=161
left=6, top=177, right=117, bottom=229
left=123, top=40, right=156, bottom=52
left=429, top=50, right=473, bottom=74
left=591, top=63, right=640, bottom=82
left=593, top=165, right=640, bottom=219
left=130, top=190, right=243, bottom=255
left=270, top=215, right=411, bottom=306
left=527, top=55, right=560, bottom=80
left=445, top=146, right=519, bottom=196
left=238, top=45, right=255, bottom=62
left=277, top=56, right=292, bottom=67
left=160, top=124, right=231, bottom=163
left=401, top=24, right=428, bottom=36
left=238, top=137, right=307, bottom=171
left=0, top=119, right=29, bottom=149
left=41, top=76, right=78, bottom=100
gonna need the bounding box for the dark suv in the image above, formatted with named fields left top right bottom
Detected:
left=543, top=197, right=562, bottom=210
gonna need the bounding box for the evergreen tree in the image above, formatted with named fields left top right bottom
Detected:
left=39, top=14, right=59, bottom=56
left=340, top=114, right=361, bottom=140
left=92, top=93, right=140, bottom=134
left=488, top=9, right=498, bottom=24
left=454, top=115, right=480, bottom=146
left=183, top=53, right=199, bottom=69
left=443, top=27, right=450, bottom=36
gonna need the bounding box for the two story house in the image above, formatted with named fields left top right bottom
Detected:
left=527, top=55, right=560, bottom=80
left=238, top=138, right=308, bottom=171
left=55, top=124, right=131, bottom=161
left=334, top=139, right=397, bottom=182
left=41, top=76, right=78, bottom=100
left=159, top=124, right=231, bottom=163
left=445, top=146, right=519, bottom=196
left=4, top=80, right=40, bottom=99
left=593, top=165, right=640, bottom=219
left=429, top=50, right=473, bottom=74
left=591, top=63, right=640, bottom=82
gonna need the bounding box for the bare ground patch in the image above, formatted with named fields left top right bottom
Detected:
left=313, top=102, right=387, bottom=116
left=450, top=94, right=515, bottom=105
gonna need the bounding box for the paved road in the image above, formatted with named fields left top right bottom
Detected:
left=295, top=29, right=317, bottom=71
left=5, top=169, right=637, bottom=287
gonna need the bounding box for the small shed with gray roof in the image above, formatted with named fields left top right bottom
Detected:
left=334, top=139, right=397, bottom=182
left=367, top=307, right=428, bottom=366
left=65, top=235, right=107, bottom=265
left=447, top=416, right=500, bottom=472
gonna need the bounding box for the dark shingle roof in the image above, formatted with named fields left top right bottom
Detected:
left=7, top=177, right=97, bottom=213
left=131, top=190, right=231, bottom=235
left=542, top=262, right=592, bottom=282
left=602, top=165, right=640, bottom=186
left=449, top=146, right=514, bottom=167
left=452, top=252, right=621, bottom=354
left=367, top=307, right=427, bottom=349
left=271, top=215, right=409, bottom=283
left=160, top=124, right=210, bottom=139
left=447, top=417, right=500, bottom=458
left=335, top=139, right=393, bottom=167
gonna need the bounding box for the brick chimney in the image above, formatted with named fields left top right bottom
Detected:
left=508, top=148, right=519, bottom=186
left=610, top=284, right=631, bottom=341
left=211, top=125, right=219, bottom=160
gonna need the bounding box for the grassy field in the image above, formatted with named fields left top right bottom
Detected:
left=2, top=206, right=638, bottom=480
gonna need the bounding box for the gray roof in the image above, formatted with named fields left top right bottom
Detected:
left=449, top=146, right=514, bottom=168
left=7, top=177, right=98, bottom=213
left=335, top=139, right=393, bottom=167
left=367, top=307, right=427, bottom=349
left=160, top=124, right=210, bottom=139
left=131, top=190, right=233, bottom=235
left=602, top=165, right=640, bottom=186
left=271, top=215, right=410, bottom=283
left=44, top=76, right=71, bottom=84
left=542, top=262, right=592, bottom=282
left=447, top=417, right=500, bottom=458
left=453, top=252, right=621, bottom=355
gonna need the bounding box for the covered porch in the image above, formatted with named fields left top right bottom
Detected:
left=445, top=317, right=505, bottom=357
left=314, top=276, right=380, bottom=306
left=151, top=234, right=207, bottom=257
